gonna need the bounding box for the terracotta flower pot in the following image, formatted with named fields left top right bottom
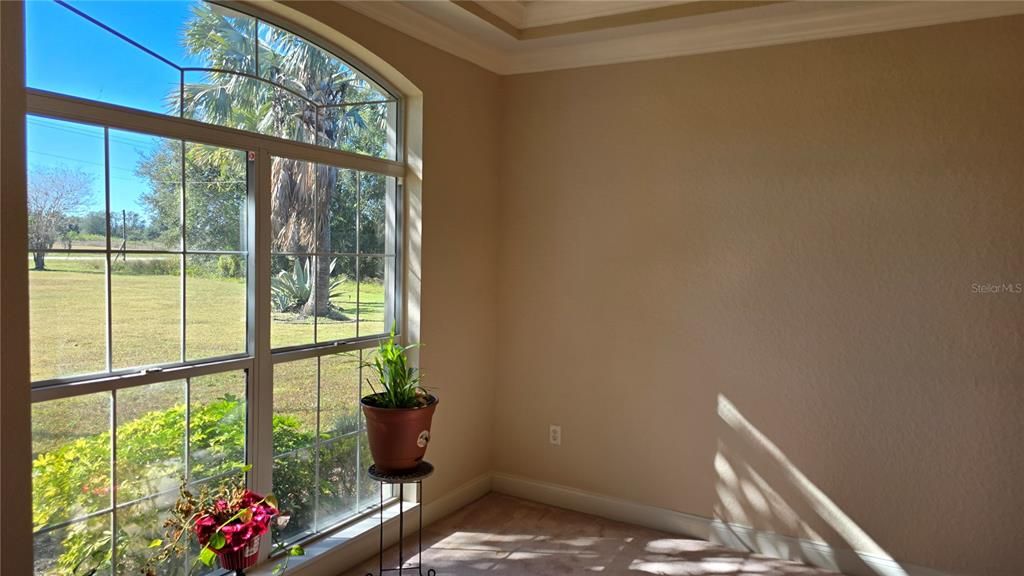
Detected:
left=217, top=539, right=260, bottom=571
left=361, top=394, right=438, bottom=474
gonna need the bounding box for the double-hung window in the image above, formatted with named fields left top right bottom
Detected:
left=25, top=2, right=403, bottom=573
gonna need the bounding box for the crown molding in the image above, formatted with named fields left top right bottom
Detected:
left=342, top=1, right=1024, bottom=76
left=476, top=0, right=526, bottom=29
left=520, top=1, right=682, bottom=28
left=506, top=1, right=1024, bottom=74
left=344, top=1, right=510, bottom=73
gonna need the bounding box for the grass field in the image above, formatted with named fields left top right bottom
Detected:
left=30, top=254, right=386, bottom=455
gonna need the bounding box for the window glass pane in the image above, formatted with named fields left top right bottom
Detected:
left=29, top=252, right=107, bottom=381
left=34, top=515, right=112, bottom=576
left=358, top=256, right=388, bottom=337
left=271, top=255, right=315, bottom=348
left=26, top=0, right=179, bottom=115
left=317, top=255, right=357, bottom=343
left=185, top=143, right=248, bottom=252
left=273, top=448, right=315, bottom=544
left=189, top=372, right=247, bottom=480
left=270, top=157, right=319, bottom=254
left=116, top=497, right=180, bottom=575
left=270, top=155, right=318, bottom=349
left=110, top=130, right=181, bottom=251
left=359, top=172, right=388, bottom=254
left=32, top=393, right=112, bottom=531
left=183, top=70, right=317, bottom=145
left=257, top=20, right=387, bottom=103
left=271, top=159, right=395, bottom=348
left=186, top=254, right=247, bottom=360
left=358, top=429, right=382, bottom=511
left=273, top=358, right=317, bottom=456
left=27, top=116, right=106, bottom=252
left=258, top=20, right=396, bottom=159
left=116, top=381, right=186, bottom=500
left=319, top=352, right=360, bottom=438
left=328, top=101, right=396, bottom=160
left=179, top=1, right=257, bottom=73
left=329, top=168, right=358, bottom=254
left=316, top=436, right=358, bottom=531
left=111, top=254, right=182, bottom=369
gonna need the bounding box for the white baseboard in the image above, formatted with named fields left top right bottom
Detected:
left=492, top=472, right=713, bottom=539
left=492, top=472, right=954, bottom=576
left=423, top=471, right=494, bottom=526
left=254, top=472, right=493, bottom=576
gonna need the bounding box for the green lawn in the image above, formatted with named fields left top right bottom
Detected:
left=30, top=255, right=385, bottom=455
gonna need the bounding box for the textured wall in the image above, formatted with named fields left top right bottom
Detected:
left=284, top=1, right=502, bottom=500
left=494, top=16, right=1024, bottom=575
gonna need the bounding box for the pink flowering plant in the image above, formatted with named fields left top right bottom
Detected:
left=146, top=471, right=303, bottom=575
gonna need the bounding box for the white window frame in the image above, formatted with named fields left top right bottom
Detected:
left=23, top=0, right=408, bottom=567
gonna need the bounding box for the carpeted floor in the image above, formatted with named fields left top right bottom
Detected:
left=343, top=493, right=840, bottom=575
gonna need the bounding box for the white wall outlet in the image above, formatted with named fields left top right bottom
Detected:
left=549, top=424, right=562, bottom=446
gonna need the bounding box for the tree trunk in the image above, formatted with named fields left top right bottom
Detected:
left=300, top=163, right=336, bottom=317
left=302, top=254, right=332, bottom=317
left=33, top=252, right=46, bottom=271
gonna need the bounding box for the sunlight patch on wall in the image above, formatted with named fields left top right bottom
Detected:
left=716, top=394, right=909, bottom=576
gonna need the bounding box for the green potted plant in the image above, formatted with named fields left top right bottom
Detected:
left=361, top=331, right=438, bottom=473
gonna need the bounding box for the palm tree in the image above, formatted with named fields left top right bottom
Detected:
left=178, top=3, right=389, bottom=317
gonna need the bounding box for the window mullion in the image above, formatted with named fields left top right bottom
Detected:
left=249, top=148, right=275, bottom=563
left=313, top=356, right=322, bottom=532
left=184, top=377, right=192, bottom=483
left=355, top=174, right=361, bottom=336
left=104, top=128, right=113, bottom=372
left=180, top=141, right=187, bottom=364
left=110, top=388, right=119, bottom=572
left=26, top=90, right=405, bottom=178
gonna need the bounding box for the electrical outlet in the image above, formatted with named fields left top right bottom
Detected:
left=549, top=424, right=562, bottom=446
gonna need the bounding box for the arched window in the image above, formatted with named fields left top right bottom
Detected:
left=26, top=2, right=404, bottom=573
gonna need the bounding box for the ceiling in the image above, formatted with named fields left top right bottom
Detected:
left=343, top=1, right=1024, bottom=75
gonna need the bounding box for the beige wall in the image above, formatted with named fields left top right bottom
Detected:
left=283, top=2, right=502, bottom=499
left=494, top=16, right=1024, bottom=576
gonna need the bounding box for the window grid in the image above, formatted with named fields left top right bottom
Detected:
left=27, top=0, right=404, bottom=572
left=33, top=374, right=247, bottom=570
left=25, top=116, right=401, bottom=573
left=271, top=349, right=388, bottom=548
left=28, top=124, right=251, bottom=387
left=48, top=0, right=400, bottom=161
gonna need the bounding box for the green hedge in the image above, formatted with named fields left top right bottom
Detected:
left=33, top=398, right=362, bottom=575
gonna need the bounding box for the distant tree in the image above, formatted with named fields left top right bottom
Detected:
left=28, top=166, right=94, bottom=270
left=134, top=143, right=183, bottom=249
left=136, top=143, right=245, bottom=250
left=77, top=210, right=108, bottom=236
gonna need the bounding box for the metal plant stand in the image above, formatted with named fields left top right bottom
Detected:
left=366, top=461, right=435, bottom=576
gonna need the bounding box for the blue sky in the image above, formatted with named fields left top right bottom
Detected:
left=26, top=0, right=202, bottom=218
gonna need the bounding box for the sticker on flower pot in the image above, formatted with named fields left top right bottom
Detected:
left=417, top=430, right=430, bottom=448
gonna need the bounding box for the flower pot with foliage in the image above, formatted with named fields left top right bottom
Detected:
left=361, top=332, right=437, bottom=474
left=147, top=474, right=303, bottom=576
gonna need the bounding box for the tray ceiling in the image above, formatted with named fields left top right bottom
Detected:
left=342, top=1, right=1024, bottom=74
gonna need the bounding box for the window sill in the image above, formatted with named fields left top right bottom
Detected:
left=250, top=500, right=418, bottom=576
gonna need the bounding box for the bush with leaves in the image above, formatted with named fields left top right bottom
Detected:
left=270, top=257, right=348, bottom=315
left=31, top=397, right=343, bottom=575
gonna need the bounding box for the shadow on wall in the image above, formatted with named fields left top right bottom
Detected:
left=714, top=394, right=912, bottom=576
